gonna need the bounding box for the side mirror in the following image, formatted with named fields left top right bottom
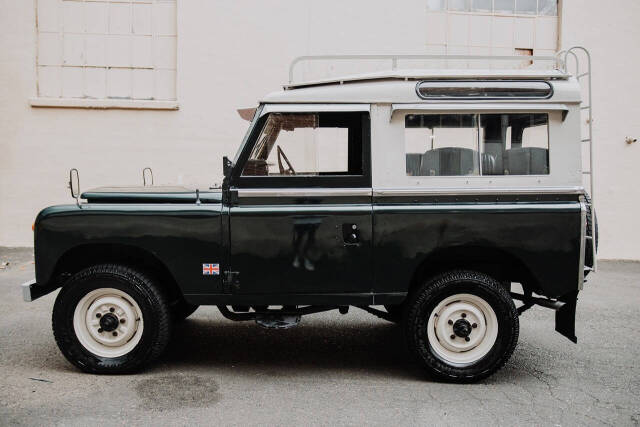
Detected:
left=223, top=156, right=233, bottom=179
left=68, top=168, right=80, bottom=206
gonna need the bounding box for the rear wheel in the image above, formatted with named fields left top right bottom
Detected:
left=52, top=264, right=171, bottom=374
left=404, top=270, right=518, bottom=383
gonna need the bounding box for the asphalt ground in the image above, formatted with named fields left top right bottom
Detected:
left=1, top=247, right=638, bottom=426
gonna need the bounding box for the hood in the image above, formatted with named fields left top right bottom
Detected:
left=81, top=186, right=222, bottom=204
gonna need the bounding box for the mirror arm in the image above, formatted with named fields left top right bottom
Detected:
left=68, top=168, right=81, bottom=208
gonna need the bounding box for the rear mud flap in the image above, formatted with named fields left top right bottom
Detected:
left=555, top=290, right=578, bottom=343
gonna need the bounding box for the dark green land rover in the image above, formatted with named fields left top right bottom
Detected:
left=21, top=51, right=597, bottom=382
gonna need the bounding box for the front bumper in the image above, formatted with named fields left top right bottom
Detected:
left=21, top=279, right=38, bottom=302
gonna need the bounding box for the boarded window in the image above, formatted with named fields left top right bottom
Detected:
left=36, top=0, right=177, bottom=101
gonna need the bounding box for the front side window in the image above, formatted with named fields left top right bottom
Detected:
left=242, top=112, right=365, bottom=178
left=405, top=113, right=549, bottom=176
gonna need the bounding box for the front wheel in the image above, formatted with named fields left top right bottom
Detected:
left=404, top=270, right=518, bottom=383
left=52, top=264, right=172, bottom=374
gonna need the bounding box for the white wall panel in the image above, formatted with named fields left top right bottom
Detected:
left=38, top=33, right=61, bottom=65
left=85, top=67, right=107, bottom=98
left=106, top=35, right=131, bottom=67
left=133, top=3, right=152, bottom=35
left=469, top=15, right=491, bottom=47
left=107, top=68, right=132, bottom=98
left=63, top=34, right=84, bottom=65
left=85, top=1, right=108, bottom=34
left=109, top=3, right=132, bottom=35
left=37, top=0, right=59, bottom=32
left=132, top=69, right=154, bottom=99
left=447, top=13, right=469, bottom=46
left=62, top=1, right=84, bottom=33
left=426, top=12, right=447, bottom=45
left=37, top=65, right=61, bottom=97
left=62, top=66, right=84, bottom=97
left=85, top=34, right=106, bottom=66
left=491, top=16, right=514, bottom=48
left=153, top=1, right=176, bottom=35
left=535, top=17, right=558, bottom=50
left=132, top=36, right=152, bottom=68
left=514, top=17, right=534, bottom=48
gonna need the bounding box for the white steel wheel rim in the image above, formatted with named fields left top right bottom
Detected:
left=427, top=293, right=498, bottom=367
left=73, top=288, right=144, bottom=358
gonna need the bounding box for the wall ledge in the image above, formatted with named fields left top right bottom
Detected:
left=29, top=98, right=179, bottom=110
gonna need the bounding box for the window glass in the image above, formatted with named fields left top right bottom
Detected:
left=448, top=0, right=470, bottom=11
left=516, top=0, right=537, bottom=14
left=405, top=113, right=549, bottom=176
left=480, top=113, right=549, bottom=175
left=471, top=0, right=493, bottom=12
left=538, top=0, right=558, bottom=15
left=494, top=0, right=515, bottom=14
left=242, top=112, right=363, bottom=177
left=405, top=114, right=479, bottom=176
left=426, top=0, right=446, bottom=11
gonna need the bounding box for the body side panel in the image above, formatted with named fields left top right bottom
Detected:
left=34, top=203, right=224, bottom=296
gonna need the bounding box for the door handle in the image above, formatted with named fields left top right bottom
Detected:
left=342, top=223, right=360, bottom=246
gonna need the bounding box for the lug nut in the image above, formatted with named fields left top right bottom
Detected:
left=465, top=337, right=470, bottom=342
left=461, top=313, right=467, bottom=318
left=120, top=318, right=126, bottom=324
left=98, top=328, right=103, bottom=333
left=472, top=323, right=477, bottom=328
left=96, top=313, right=101, bottom=318
left=450, top=334, right=456, bottom=339
left=112, top=332, right=118, bottom=337
left=109, top=307, right=115, bottom=313
left=448, top=319, right=453, bottom=325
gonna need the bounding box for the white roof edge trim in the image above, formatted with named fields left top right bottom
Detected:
left=285, top=69, right=570, bottom=90
left=391, top=103, right=570, bottom=115
left=260, top=103, right=370, bottom=116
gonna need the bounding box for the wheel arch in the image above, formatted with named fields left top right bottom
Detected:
left=50, top=243, right=183, bottom=303
left=407, top=246, right=541, bottom=298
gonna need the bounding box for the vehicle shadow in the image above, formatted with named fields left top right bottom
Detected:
left=161, top=312, right=425, bottom=381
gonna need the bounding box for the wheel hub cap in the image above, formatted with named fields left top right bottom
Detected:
left=452, top=318, right=472, bottom=338
left=99, top=313, right=119, bottom=332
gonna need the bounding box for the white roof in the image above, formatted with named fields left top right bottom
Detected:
left=284, top=68, right=571, bottom=90
left=261, top=69, right=581, bottom=105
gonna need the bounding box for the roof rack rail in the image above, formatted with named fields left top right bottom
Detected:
left=288, top=53, right=561, bottom=84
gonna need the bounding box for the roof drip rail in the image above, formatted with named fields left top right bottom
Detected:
left=288, top=53, right=561, bottom=84
left=557, top=46, right=596, bottom=271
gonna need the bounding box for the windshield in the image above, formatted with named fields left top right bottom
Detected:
left=233, top=105, right=263, bottom=164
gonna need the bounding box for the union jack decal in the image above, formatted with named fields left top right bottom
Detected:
left=202, top=263, right=219, bottom=275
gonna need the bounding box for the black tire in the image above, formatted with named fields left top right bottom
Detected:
left=384, top=304, right=404, bottom=323
left=171, top=299, right=199, bottom=322
left=52, top=264, right=172, bottom=374
left=584, top=193, right=598, bottom=270
left=404, top=270, right=519, bottom=383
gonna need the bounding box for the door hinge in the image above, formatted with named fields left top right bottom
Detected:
left=224, top=271, right=240, bottom=293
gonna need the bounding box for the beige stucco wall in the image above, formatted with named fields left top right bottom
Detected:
left=1, top=0, right=638, bottom=259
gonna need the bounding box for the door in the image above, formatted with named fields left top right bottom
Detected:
left=227, top=109, right=372, bottom=295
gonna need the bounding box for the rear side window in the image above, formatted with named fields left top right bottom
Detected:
left=405, top=113, right=549, bottom=176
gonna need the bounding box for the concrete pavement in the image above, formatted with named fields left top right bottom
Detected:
left=1, top=248, right=638, bottom=426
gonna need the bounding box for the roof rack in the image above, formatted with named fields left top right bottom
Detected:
left=288, top=53, right=562, bottom=85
